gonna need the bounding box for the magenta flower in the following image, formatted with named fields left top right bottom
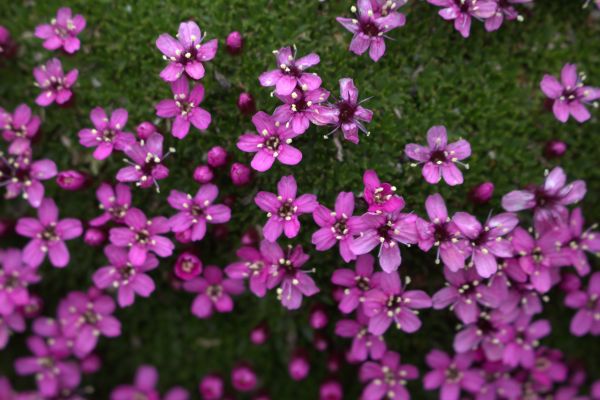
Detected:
left=405, top=125, right=471, bottom=186
left=168, top=184, right=231, bottom=241
left=90, top=182, right=132, bottom=227
left=0, top=248, right=41, bottom=316
left=225, top=31, right=243, bottom=55
left=92, top=245, right=158, bottom=307
left=337, top=1, right=407, bottom=62
left=0, top=104, right=41, bottom=155
left=0, top=311, right=25, bottom=350
left=416, top=193, right=467, bottom=271
left=335, top=308, right=386, bottom=362
left=540, top=63, right=600, bottom=123
left=231, top=364, right=257, bottom=392
left=322, top=78, right=373, bottom=144
left=258, top=46, right=322, bottom=95
left=174, top=252, right=203, bottom=281
left=183, top=265, right=244, bottom=319
left=35, top=7, right=85, bottom=54
left=0, top=26, right=16, bottom=58
left=362, top=170, right=405, bottom=214
left=363, top=270, right=432, bottom=335
left=116, top=133, right=171, bottom=190
left=485, top=0, right=531, bottom=31
left=331, top=254, right=376, bottom=314
left=432, top=266, right=504, bottom=323
left=109, top=207, right=174, bottom=266
left=502, top=314, right=551, bottom=368
left=264, top=242, right=319, bottom=310
left=16, top=198, right=82, bottom=268
left=58, top=289, right=121, bottom=358
left=15, top=336, right=81, bottom=397
left=1, top=153, right=57, bottom=208
left=501, top=167, right=587, bottom=225
left=255, top=175, right=318, bottom=242
left=78, top=107, right=136, bottom=160
left=273, top=87, right=331, bottom=135
left=33, top=58, right=78, bottom=107
left=351, top=210, right=418, bottom=273
left=155, top=77, right=212, bottom=139
left=565, top=272, right=600, bottom=336
left=423, top=350, right=484, bottom=400
left=312, top=191, right=362, bottom=262
left=453, top=311, right=510, bottom=359
left=156, top=21, right=217, bottom=82
left=56, top=170, right=87, bottom=191
left=110, top=365, right=160, bottom=400
left=452, top=211, right=518, bottom=278
left=359, top=351, right=418, bottom=400
left=237, top=111, right=303, bottom=172
left=427, top=0, right=497, bottom=38
left=225, top=242, right=270, bottom=297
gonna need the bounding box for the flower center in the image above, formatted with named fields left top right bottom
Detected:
left=337, top=101, right=356, bottom=123
left=355, top=276, right=370, bottom=291
left=430, top=150, right=447, bottom=164
left=119, top=265, right=136, bottom=280
left=445, top=366, right=462, bottom=382
left=360, top=20, right=381, bottom=37
left=207, top=284, right=223, bottom=299
left=83, top=310, right=99, bottom=325
left=265, top=136, right=281, bottom=152
left=333, top=219, right=348, bottom=237
left=135, top=229, right=150, bottom=244
left=42, top=225, right=59, bottom=241
left=278, top=201, right=296, bottom=219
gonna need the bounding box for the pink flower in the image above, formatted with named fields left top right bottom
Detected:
left=0, top=248, right=41, bottom=316
left=427, top=0, right=497, bottom=38
left=484, top=0, right=531, bottom=32
left=544, top=139, right=568, bottom=158
left=288, top=350, right=310, bottom=381
left=0, top=310, right=25, bottom=350
left=109, top=207, right=174, bottom=266
left=565, top=272, right=600, bottom=336
left=335, top=308, right=386, bottom=362
left=540, top=63, right=600, bottom=123
left=89, top=183, right=132, bottom=227
left=331, top=254, right=376, bottom=314
left=469, top=181, right=494, bottom=204
left=237, top=112, right=303, bottom=172
left=337, top=0, right=407, bottom=62
left=255, top=175, right=318, bottom=242
left=193, top=164, right=213, bottom=183
left=502, top=314, right=551, bottom=368
left=263, top=242, right=319, bottom=310
left=231, top=364, right=257, bottom=392
left=423, top=350, right=484, bottom=399
left=258, top=46, right=321, bottom=96
left=207, top=146, right=228, bottom=168
left=155, top=77, right=212, bottom=139
left=501, top=167, right=586, bottom=226
left=362, top=170, right=405, bottom=214
left=136, top=121, right=157, bottom=140
left=237, top=92, right=256, bottom=115
left=84, top=227, right=106, bottom=246
left=225, top=31, right=243, bottom=55
left=320, top=380, right=343, bottom=400
left=362, top=270, right=431, bottom=335
left=351, top=209, right=418, bottom=273
left=452, top=211, right=518, bottom=278
left=92, top=245, right=158, bottom=307
left=405, top=125, right=471, bottom=186
left=116, top=133, right=171, bottom=190
left=359, top=351, right=418, bottom=400
left=33, top=58, right=78, bottom=107
left=0, top=104, right=41, bottom=155
left=230, top=162, right=252, bottom=186
left=199, top=374, right=224, bottom=400
left=312, top=191, right=362, bottom=262
left=78, top=107, right=136, bottom=160
left=111, top=365, right=160, bottom=400
left=57, top=289, right=121, bottom=358
left=273, top=87, right=330, bottom=135
left=225, top=242, right=271, bottom=297
left=0, top=153, right=57, bottom=208
left=155, top=21, right=218, bottom=82
left=56, top=170, right=87, bottom=191
left=183, top=265, right=244, bottom=319
left=16, top=198, right=82, bottom=268
left=174, top=252, right=203, bottom=281
left=34, top=7, right=86, bottom=53
left=168, top=184, right=231, bottom=241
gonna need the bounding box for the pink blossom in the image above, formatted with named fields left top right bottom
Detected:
left=33, top=58, right=78, bottom=107
left=362, top=170, right=404, bottom=214
left=199, top=374, right=224, bottom=400
left=0, top=310, right=25, bottom=350
left=0, top=152, right=57, bottom=208
left=423, top=350, right=484, bottom=400
left=116, top=133, right=171, bottom=190
left=0, top=104, right=41, bottom=155
left=207, top=146, right=228, bottom=168
left=453, top=310, right=511, bottom=359
left=319, top=380, right=343, bottom=400
left=183, top=265, right=244, bottom=319
left=89, top=183, right=132, bottom=227
left=56, top=170, right=87, bottom=191
left=427, top=0, right=497, bottom=38
left=335, top=308, right=386, bottom=362
left=230, top=162, right=252, bottom=186
left=502, top=314, right=551, bottom=368
left=258, top=46, right=321, bottom=96
left=231, top=364, right=257, bottom=392
left=225, top=242, right=272, bottom=297
left=565, top=272, right=600, bottom=336
left=237, top=92, right=256, bottom=115
left=485, top=0, right=532, bottom=32
left=469, top=181, right=494, bottom=204
left=34, top=7, right=85, bottom=53
left=155, top=21, right=217, bottom=82
left=273, top=87, right=330, bottom=135
left=16, top=198, right=82, bottom=268
left=225, top=31, right=243, bottom=55
left=237, top=112, right=303, bottom=172
left=359, top=351, right=418, bottom=400
left=255, top=175, right=317, bottom=242
left=174, top=252, right=203, bottom=281
left=193, top=164, right=213, bottom=183
left=155, top=77, right=212, bottom=139
left=84, top=228, right=106, bottom=246
left=544, top=139, right=568, bottom=158
left=110, top=365, right=161, bottom=400
left=0, top=248, right=41, bottom=316
left=288, top=350, right=310, bottom=381
left=78, top=107, right=135, bottom=160
left=331, top=254, right=376, bottom=314
left=136, top=121, right=157, bottom=140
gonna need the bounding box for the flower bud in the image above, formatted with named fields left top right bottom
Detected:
left=309, top=305, right=328, bottom=330
left=544, top=140, right=567, bottom=158
left=319, top=380, right=343, bottom=400
left=559, top=272, right=581, bottom=293
left=56, top=170, right=87, bottom=191
left=193, top=165, right=214, bottom=183
left=81, top=354, right=102, bottom=374
left=230, top=162, right=252, bottom=186
left=250, top=322, right=269, bottom=345
left=231, top=364, right=257, bottom=392
left=288, top=350, right=310, bottom=381
left=136, top=121, right=157, bottom=140
left=241, top=227, right=259, bottom=246
left=84, top=228, right=106, bottom=246
left=313, top=332, right=328, bottom=352
left=326, top=353, right=342, bottom=373
left=0, top=219, right=12, bottom=237
left=175, top=230, right=192, bottom=244
left=469, top=182, right=494, bottom=204
left=174, top=252, right=203, bottom=280
left=207, top=146, right=228, bottom=168
left=237, top=93, right=256, bottom=116
left=199, top=375, right=224, bottom=400
left=226, top=31, right=243, bottom=55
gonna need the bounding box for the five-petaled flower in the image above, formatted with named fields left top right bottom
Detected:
left=78, top=107, right=136, bottom=160
left=258, top=46, right=322, bottom=96
left=34, top=7, right=86, bottom=54
left=116, top=133, right=171, bottom=190
left=33, top=58, right=78, bottom=107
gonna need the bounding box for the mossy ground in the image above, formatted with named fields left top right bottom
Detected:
left=1, top=0, right=600, bottom=398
